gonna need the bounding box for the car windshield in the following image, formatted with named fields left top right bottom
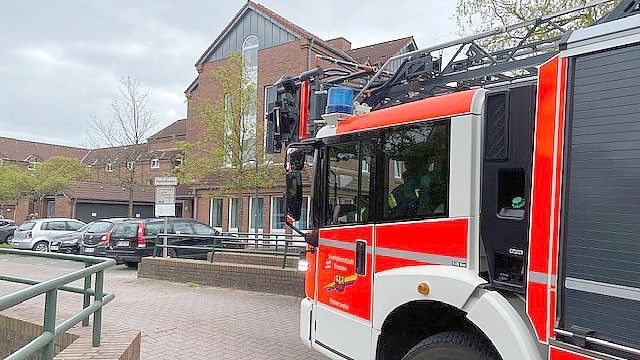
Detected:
left=76, top=222, right=93, bottom=232
left=87, top=221, right=113, bottom=233
left=18, top=222, right=36, bottom=231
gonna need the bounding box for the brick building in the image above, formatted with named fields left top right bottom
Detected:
left=1, top=1, right=416, bottom=230
left=184, top=1, right=417, bottom=235
left=0, top=119, right=190, bottom=223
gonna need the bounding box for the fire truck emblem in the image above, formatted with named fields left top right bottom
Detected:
left=324, top=274, right=358, bottom=293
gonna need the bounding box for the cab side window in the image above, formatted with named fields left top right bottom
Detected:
left=325, top=141, right=375, bottom=226
left=382, top=120, right=450, bottom=221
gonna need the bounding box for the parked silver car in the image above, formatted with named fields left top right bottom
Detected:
left=10, top=218, right=86, bottom=252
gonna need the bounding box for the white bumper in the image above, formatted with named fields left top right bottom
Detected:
left=300, top=298, right=313, bottom=347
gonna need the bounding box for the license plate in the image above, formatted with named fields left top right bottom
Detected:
left=84, top=247, right=94, bottom=253
left=117, top=241, right=129, bottom=247
left=50, top=245, right=59, bottom=251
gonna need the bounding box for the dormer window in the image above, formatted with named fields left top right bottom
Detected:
left=26, top=155, right=41, bottom=171
left=106, top=162, right=113, bottom=172
left=127, top=161, right=135, bottom=171
left=151, top=157, right=160, bottom=169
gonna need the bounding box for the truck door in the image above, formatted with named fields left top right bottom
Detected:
left=557, top=43, right=640, bottom=358
left=315, top=138, right=376, bottom=360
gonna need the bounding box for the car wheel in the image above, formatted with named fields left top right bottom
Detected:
left=166, top=248, right=177, bottom=258
left=401, top=332, right=500, bottom=360
left=32, top=241, right=49, bottom=252
left=124, top=262, right=138, bottom=269
left=4, top=235, right=12, bottom=243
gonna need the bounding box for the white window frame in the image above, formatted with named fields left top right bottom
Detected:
left=248, top=196, right=264, bottom=236
left=270, top=196, right=285, bottom=235
left=127, top=161, right=135, bottom=171
left=106, top=162, right=113, bottom=172
left=242, top=35, right=258, bottom=163
left=228, top=198, right=240, bottom=233
left=174, top=156, right=183, bottom=169
left=393, top=160, right=403, bottom=179
left=362, top=158, right=370, bottom=173
left=151, top=158, right=160, bottom=169
left=209, top=198, right=223, bottom=231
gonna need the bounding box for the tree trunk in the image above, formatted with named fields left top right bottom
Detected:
left=128, top=187, right=134, bottom=218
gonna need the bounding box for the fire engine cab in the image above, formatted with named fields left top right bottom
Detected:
left=266, top=1, right=640, bottom=359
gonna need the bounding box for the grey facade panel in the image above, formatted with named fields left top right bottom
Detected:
left=75, top=202, right=154, bottom=223
left=560, top=43, right=640, bottom=353
left=205, top=9, right=299, bottom=63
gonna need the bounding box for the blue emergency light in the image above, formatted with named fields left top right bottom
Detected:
left=325, top=86, right=354, bottom=114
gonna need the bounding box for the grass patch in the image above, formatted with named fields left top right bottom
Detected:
left=186, top=282, right=200, bottom=288
left=0, top=244, right=12, bottom=248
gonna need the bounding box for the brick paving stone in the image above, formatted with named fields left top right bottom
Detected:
left=0, top=254, right=327, bottom=359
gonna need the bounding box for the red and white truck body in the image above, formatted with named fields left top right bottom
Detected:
left=295, top=13, right=640, bottom=360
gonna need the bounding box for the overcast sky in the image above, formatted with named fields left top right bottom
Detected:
left=0, top=0, right=460, bottom=148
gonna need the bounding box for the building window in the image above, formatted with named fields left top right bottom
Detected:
left=294, top=197, right=310, bottom=231
left=223, top=93, right=233, bottom=167
left=151, top=158, right=160, bottom=169
left=127, top=161, right=135, bottom=171
left=228, top=198, right=240, bottom=232
left=271, top=196, right=284, bottom=231
left=210, top=198, right=223, bottom=229
left=393, top=160, right=403, bottom=179
left=249, top=196, right=264, bottom=231
left=174, top=156, right=183, bottom=169
left=362, top=158, right=370, bottom=173
left=26, top=155, right=41, bottom=171
left=242, top=35, right=258, bottom=162
left=106, top=162, right=113, bottom=172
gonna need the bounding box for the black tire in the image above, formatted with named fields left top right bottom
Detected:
left=4, top=234, right=12, bottom=244
left=124, top=262, right=138, bottom=269
left=166, top=248, right=177, bottom=258
left=401, top=331, right=500, bottom=360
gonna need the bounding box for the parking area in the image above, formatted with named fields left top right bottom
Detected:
left=0, top=254, right=326, bottom=359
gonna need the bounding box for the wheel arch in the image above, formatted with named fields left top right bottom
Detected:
left=373, top=266, right=543, bottom=360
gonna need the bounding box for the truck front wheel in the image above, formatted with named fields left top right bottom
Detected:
left=401, top=331, right=500, bottom=360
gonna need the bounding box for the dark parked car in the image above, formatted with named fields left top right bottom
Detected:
left=50, top=222, right=93, bottom=254
left=0, top=219, right=17, bottom=243
left=105, top=218, right=239, bottom=268
left=79, top=218, right=129, bottom=257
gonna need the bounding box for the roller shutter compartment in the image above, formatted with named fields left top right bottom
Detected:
left=559, top=43, right=640, bottom=358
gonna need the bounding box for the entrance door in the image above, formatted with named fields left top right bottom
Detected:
left=558, top=44, right=640, bottom=356
left=314, top=139, right=375, bottom=360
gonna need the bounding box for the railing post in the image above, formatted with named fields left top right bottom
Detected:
left=42, top=289, right=57, bottom=360
left=92, top=270, right=104, bottom=347
left=82, top=263, right=92, bottom=327
left=282, top=239, right=290, bottom=269
left=210, top=239, right=216, bottom=263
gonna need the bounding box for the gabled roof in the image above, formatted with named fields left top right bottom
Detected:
left=148, top=119, right=187, bottom=141
left=347, top=36, right=416, bottom=67
left=66, top=181, right=155, bottom=202
left=0, top=136, right=89, bottom=163
left=82, top=144, right=149, bottom=165
left=195, top=1, right=354, bottom=67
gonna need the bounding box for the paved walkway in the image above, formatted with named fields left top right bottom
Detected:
left=0, top=254, right=327, bottom=359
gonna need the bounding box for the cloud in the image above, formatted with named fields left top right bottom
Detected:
left=0, top=0, right=459, bottom=148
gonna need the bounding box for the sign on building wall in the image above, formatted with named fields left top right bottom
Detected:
left=155, top=177, right=177, bottom=217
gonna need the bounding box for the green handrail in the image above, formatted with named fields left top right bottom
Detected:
left=0, top=248, right=116, bottom=360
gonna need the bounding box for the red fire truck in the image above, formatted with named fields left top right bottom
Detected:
left=266, top=1, right=640, bottom=359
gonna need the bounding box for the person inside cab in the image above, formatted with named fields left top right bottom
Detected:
left=387, top=155, right=444, bottom=220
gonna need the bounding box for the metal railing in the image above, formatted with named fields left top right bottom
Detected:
left=153, top=232, right=307, bottom=269
left=0, top=248, right=116, bottom=360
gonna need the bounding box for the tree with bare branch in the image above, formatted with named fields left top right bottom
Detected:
left=88, top=76, right=157, bottom=217
left=178, top=53, right=282, bottom=232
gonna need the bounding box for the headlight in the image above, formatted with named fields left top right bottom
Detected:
left=297, top=258, right=309, bottom=272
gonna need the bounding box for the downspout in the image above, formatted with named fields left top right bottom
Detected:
left=307, top=37, right=315, bottom=70
left=192, top=188, right=198, bottom=220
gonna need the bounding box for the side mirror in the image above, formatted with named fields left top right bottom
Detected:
left=287, top=149, right=306, bottom=171
left=284, top=170, right=303, bottom=222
